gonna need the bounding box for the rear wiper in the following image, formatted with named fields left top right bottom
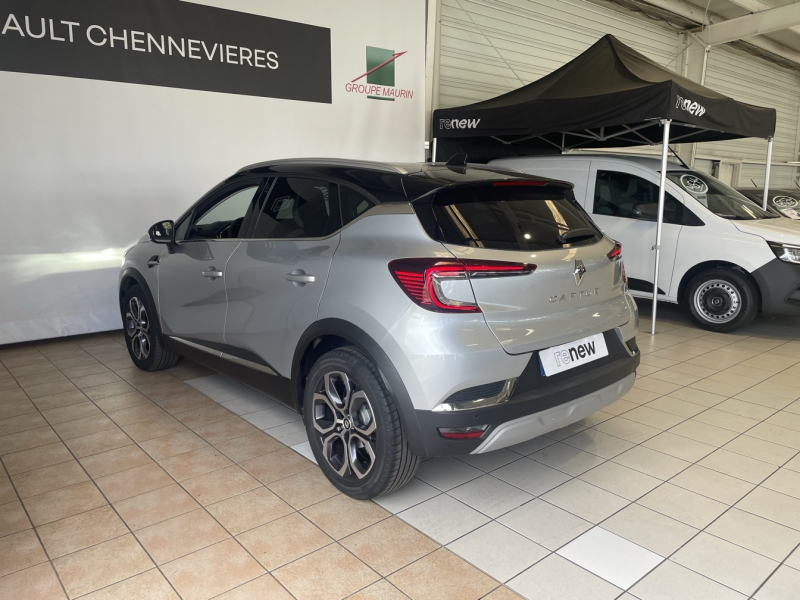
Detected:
left=558, top=228, right=596, bottom=244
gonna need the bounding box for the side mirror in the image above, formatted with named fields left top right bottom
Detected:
left=632, top=202, right=659, bottom=221
left=148, top=220, right=175, bottom=244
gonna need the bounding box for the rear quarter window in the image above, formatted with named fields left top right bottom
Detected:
left=416, top=183, right=602, bottom=251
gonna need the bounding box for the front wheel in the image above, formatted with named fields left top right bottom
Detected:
left=303, top=347, right=419, bottom=499
left=685, top=268, right=758, bottom=333
left=122, top=285, right=179, bottom=371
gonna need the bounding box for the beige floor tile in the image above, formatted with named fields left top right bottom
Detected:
left=0, top=562, right=66, bottom=600
left=37, top=505, right=128, bottom=559
left=0, top=399, right=37, bottom=420
left=139, top=430, right=209, bottom=461
left=207, top=487, right=294, bottom=535
left=602, top=502, right=697, bottom=557
left=631, top=560, right=746, bottom=600
left=748, top=422, right=800, bottom=450
left=0, top=528, right=48, bottom=577
left=71, top=372, right=122, bottom=390
left=715, top=399, right=777, bottom=421
left=12, top=460, right=89, bottom=498
left=638, top=483, right=728, bottom=529
left=213, top=431, right=284, bottom=463
left=669, top=419, right=738, bottom=446
left=53, top=533, right=153, bottom=598
left=755, top=565, right=800, bottom=600
left=17, top=372, right=69, bottom=390
left=579, top=461, right=661, bottom=501
left=135, top=508, right=229, bottom=564
left=115, top=484, right=199, bottom=530
left=692, top=409, right=760, bottom=433
left=0, top=389, right=30, bottom=406
left=507, top=553, right=620, bottom=600
left=161, top=537, right=264, bottom=600
left=80, top=444, right=153, bottom=478
left=64, top=427, right=132, bottom=459
left=620, top=387, right=661, bottom=405
left=122, top=415, right=187, bottom=442
left=767, top=410, right=800, bottom=433
left=706, top=508, right=800, bottom=562
left=0, top=501, right=31, bottom=537
left=0, top=477, right=15, bottom=505
left=24, top=380, right=78, bottom=400
left=761, top=468, right=800, bottom=499
left=173, top=404, right=234, bottom=428
left=737, top=486, right=800, bottom=531
left=182, top=465, right=260, bottom=506
left=23, top=480, right=107, bottom=526
left=33, top=390, right=90, bottom=411
left=634, top=377, right=683, bottom=396
left=2, top=441, right=73, bottom=475
left=592, top=416, right=660, bottom=444
left=673, top=532, right=777, bottom=596
left=347, top=579, right=410, bottom=600
left=387, top=547, right=497, bottom=600
left=613, top=446, right=690, bottom=480
left=0, top=380, right=20, bottom=393
left=646, top=396, right=706, bottom=418
left=340, top=516, right=438, bottom=576
left=474, top=586, right=523, bottom=600
left=735, top=389, right=794, bottom=410
left=93, top=391, right=151, bottom=413
left=671, top=465, right=754, bottom=505
left=107, top=402, right=168, bottom=426
left=302, top=494, right=390, bottom=540
left=214, top=574, right=294, bottom=600
left=268, top=468, right=341, bottom=510
left=80, top=568, right=179, bottom=600
left=274, top=543, right=379, bottom=600
left=560, top=429, right=635, bottom=459
left=60, top=363, right=110, bottom=379
left=53, top=414, right=117, bottom=441
left=723, top=435, right=798, bottom=466
left=83, top=381, right=136, bottom=401
left=95, top=462, right=174, bottom=503
left=699, top=449, right=778, bottom=484
left=42, top=402, right=103, bottom=425
left=667, top=386, right=727, bottom=408
left=237, top=511, right=332, bottom=570
left=159, top=446, right=233, bottom=481
left=192, top=416, right=260, bottom=444
left=8, top=361, right=57, bottom=378
left=622, top=405, right=687, bottom=430
left=0, top=412, right=48, bottom=438
left=646, top=369, right=701, bottom=386
left=641, top=431, right=717, bottom=462
left=240, top=447, right=315, bottom=484
left=598, top=398, right=639, bottom=417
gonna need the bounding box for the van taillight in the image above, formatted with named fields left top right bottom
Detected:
left=388, top=258, right=535, bottom=313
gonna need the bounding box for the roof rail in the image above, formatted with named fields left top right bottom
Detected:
left=237, top=157, right=408, bottom=175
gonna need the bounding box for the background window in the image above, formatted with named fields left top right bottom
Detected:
left=594, top=171, right=685, bottom=225
left=340, top=186, right=376, bottom=225
left=189, top=186, right=258, bottom=239
left=251, top=178, right=340, bottom=238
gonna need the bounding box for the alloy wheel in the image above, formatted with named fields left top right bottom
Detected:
left=311, top=371, right=377, bottom=480
left=125, top=296, right=151, bottom=360
left=693, top=279, right=741, bottom=324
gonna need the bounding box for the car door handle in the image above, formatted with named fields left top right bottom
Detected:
left=286, top=270, right=315, bottom=286
left=202, top=268, right=223, bottom=280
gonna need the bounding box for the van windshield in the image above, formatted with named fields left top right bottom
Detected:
left=666, top=171, right=777, bottom=220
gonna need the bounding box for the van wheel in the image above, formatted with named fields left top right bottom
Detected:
left=303, top=347, right=420, bottom=499
left=686, top=268, right=758, bottom=332
left=122, top=285, right=179, bottom=371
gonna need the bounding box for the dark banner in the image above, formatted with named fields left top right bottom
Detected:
left=0, top=0, right=331, bottom=103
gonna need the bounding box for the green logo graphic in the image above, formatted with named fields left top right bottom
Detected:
left=366, top=46, right=395, bottom=87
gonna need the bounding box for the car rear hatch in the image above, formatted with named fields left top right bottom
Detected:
left=414, top=180, right=632, bottom=355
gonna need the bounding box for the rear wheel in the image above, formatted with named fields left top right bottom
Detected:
left=303, top=347, right=419, bottom=499
left=686, top=268, right=758, bottom=332
left=122, top=285, right=179, bottom=371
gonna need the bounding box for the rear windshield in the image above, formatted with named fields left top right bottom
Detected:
left=416, top=183, right=602, bottom=251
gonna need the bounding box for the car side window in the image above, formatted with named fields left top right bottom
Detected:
left=188, top=186, right=259, bottom=240
left=340, top=185, right=377, bottom=226
left=250, top=178, right=341, bottom=239
left=593, top=170, right=685, bottom=225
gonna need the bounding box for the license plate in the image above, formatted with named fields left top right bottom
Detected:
left=539, top=333, right=609, bottom=376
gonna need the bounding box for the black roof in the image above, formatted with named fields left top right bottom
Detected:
left=232, top=158, right=569, bottom=202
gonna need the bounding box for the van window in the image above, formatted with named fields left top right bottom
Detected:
left=667, top=171, right=777, bottom=221
left=594, top=171, right=687, bottom=225
left=418, top=182, right=602, bottom=251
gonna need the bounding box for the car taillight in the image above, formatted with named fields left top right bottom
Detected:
left=389, top=258, right=535, bottom=313
left=607, top=241, right=627, bottom=285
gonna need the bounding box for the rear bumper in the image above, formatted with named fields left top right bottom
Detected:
left=411, top=330, right=639, bottom=456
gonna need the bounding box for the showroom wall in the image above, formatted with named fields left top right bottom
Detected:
left=435, top=0, right=800, bottom=186
left=0, top=0, right=426, bottom=344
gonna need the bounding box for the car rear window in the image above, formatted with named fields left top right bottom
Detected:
left=415, top=183, right=602, bottom=251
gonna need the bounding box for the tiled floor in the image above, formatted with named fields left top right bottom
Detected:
left=1, top=301, right=800, bottom=599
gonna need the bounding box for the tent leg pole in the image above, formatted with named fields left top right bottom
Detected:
left=763, top=137, right=773, bottom=211
left=650, top=119, right=672, bottom=336
left=432, top=138, right=438, bottom=163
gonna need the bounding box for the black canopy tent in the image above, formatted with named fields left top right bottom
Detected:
left=432, top=35, right=777, bottom=333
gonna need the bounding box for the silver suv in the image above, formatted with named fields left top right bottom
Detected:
left=119, top=159, right=640, bottom=498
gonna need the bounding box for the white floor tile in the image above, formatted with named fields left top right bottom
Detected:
left=456, top=448, right=520, bottom=472
left=756, top=565, right=800, bottom=600
left=491, top=457, right=571, bottom=496
left=508, top=554, right=621, bottom=600
left=220, top=395, right=277, bottom=415
left=631, top=560, right=746, bottom=600
left=291, top=441, right=316, bottom=464
left=557, top=527, right=662, bottom=589
left=497, top=498, right=592, bottom=551
left=415, top=457, right=482, bottom=491
left=398, top=494, right=489, bottom=545
left=448, top=474, right=533, bottom=518
left=242, top=405, right=301, bottom=430
left=373, top=477, right=440, bottom=514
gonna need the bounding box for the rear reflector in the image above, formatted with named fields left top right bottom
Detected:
left=492, top=180, right=548, bottom=187
left=389, top=258, right=535, bottom=313
left=438, top=425, right=488, bottom=440
left=607, top=241, right=622, bottom=260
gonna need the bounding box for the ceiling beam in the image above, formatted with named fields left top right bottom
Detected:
left=727, top=0, right=800, bottom=36
left=696, top=1, right=800, bottom=45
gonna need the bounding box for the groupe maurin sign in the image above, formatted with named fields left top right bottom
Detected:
left=345, top=46, right=414, bottom=101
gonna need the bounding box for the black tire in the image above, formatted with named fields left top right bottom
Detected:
left=121, top=285, right=179, bottom=371
left=685, top=268, right=759, bottom=333
left=303, top=346, right=420, bottom=499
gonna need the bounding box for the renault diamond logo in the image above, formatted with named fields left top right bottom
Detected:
left=574, top=260, right=587, bottom=286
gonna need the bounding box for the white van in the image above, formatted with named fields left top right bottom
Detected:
left=491, top=154, right=800, bottom=331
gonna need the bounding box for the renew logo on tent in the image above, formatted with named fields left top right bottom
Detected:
left=676, top=95, right=706, bottom=117
left=439, top=118, right=481, bottom=130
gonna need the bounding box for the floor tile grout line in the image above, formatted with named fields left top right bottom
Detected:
left=747, top=540, right=800, bottom=600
